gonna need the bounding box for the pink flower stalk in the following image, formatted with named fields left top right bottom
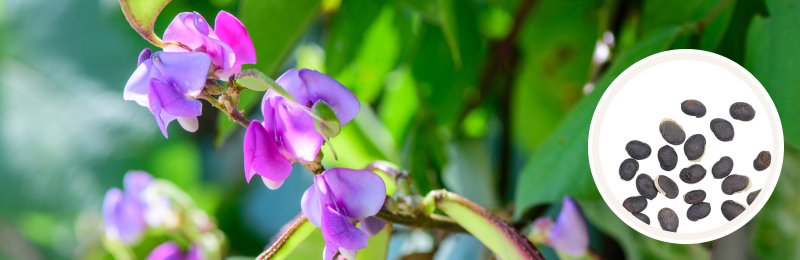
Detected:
left=163, top=11, right=256, bottom=79
left=243, top=69, right=359, bottom=189
left=300, top=168, right=386, bottom=260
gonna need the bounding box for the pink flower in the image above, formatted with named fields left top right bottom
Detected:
left=532, top=196, right=589, bottom=257
left=145, top=242, right=204, bottom=260
left=163, top=11, right=256, bottom=79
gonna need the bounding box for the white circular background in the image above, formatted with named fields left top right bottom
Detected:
left=588, top=50, right=784, bottom=244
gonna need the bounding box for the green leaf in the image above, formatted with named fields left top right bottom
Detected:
left=235, top=69, right=294, bottom=100
left=119, top=0, right=172, bottom=47
left=752, top=144, right=800, bottom=259
left=511, top=0, right=599, bottom=153
left=713, top=0, right=768, bottom=64
left=578, top=200, right=710, bottom=260
left=745, top=0, right=800, bottom=147
left=433, top=191, right=544, bottom=260
left=310, top=100, right=341, bottom=138
left=442, top=138, right=500, bottom=209
left=240, top=0, right=322, bottom=76
left=513, top=26, right=689, bottom=219
left=256, top=215, right=318, bottom=260
left=354, top=223, right=392, bottom=260
left=396, top=0, right=461, bottom=67
left=324, top=0, right=387, bottom=76
left=640, top=0, right=734, bottom=47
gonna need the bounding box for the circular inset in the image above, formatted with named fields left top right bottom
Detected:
left=588, top=50, right=783, bottom=244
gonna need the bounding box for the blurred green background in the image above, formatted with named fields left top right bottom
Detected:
left=0, top=0, right=798, bottom=259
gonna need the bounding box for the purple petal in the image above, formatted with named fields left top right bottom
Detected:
left=360, top=217, right=386, bottom=237
left=123, top=171, right=153, bottom=198
left=149, top=78, right=202, bottom=117
left=322, top=168, right=386, bottom=220
left=177, top=116, right=199, bottom=132
left=192, top=11, right=211, bottom=36
left=270, top=69, right=310, bottom=105
left=146, top=80, right=169, bottom=138
left=150, top=51, right=211, bottom=97
left=548, top=196, right=589, bottom=257
left=243, top=120, right=292, bottom=189
left=298, top=69, right=360, bottom=125
left=323, top=244, right=338, bottom=260
left=124, top=59, right=161, bottom=107
left=138, top=48, right=152, bottom=67
left=215, top=11, right=257, bottom=66
left=163, top=12, right=209, bottom=52
left=301, top=183, right=322, bottom=228
left=270, top=96, right=323, bottom=162
left=145, top=242, right=184, bottom=260
left=316, top=176, right=369, bottom=251
left=102, top=188, right=146, bottom=244
left=186, top=244, right=204, bottom=260
left=204, top=37, right=236, bottom=77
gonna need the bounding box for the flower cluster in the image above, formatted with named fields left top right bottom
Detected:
left=124, top=11, right=255, bottom=138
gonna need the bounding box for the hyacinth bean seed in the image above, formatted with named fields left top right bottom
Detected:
left=619, top=158, right=638, bottom=181
left=683, top=190, right=706, bottom=204
left=657, top=145, right=678, bottom=171
left=712, top=156, right=734, bottom=179
left=623, top=196, right=648, bottom=213
left=655, top=175, right=679, bottom=199
left=636, top=174, right=658, bottom=200
left=626, top=140, right=652, bottom=160
left=730, top=102, right=755, bottom=121
left=633, top=212, right=650, bottom=225
left=684, top=134, right=706, bottom=161
left=721, top=200, right=746, bottom=221
left=753, top=151, right=771, bottom=171
left=747, top=189, right=761, bottom=205
left=659, top=119, right=686, bottom=145
left=658, top=208, right=679, bottom=232
left=687, top=202, right=711, bottom=221
left=679, top=164, right=706, bottom=184
left=722, top=175, right=751, bottom=195
left=681, top=99, right=706, bottom=118
left=710, top=118, right=734, bottom=141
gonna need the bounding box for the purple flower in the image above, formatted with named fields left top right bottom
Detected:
left=103, top=171, right=154, bottom=244
left=163, top=11, right=256, bottom=79
left=124, top=50, right=210, bottom=138
left=533, top=196, right=589, bottom=257
left=300, top=168, right=387, bottom=260
left=145, top=242, right=204, bottom=260
left=243, top=69, right=359, bottom=189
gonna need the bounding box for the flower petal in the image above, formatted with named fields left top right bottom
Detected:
left=301, top=183, right=322, bottom=228
left=163, top=12, right=209, bottom=52
left=147, top=80, right=169, bottom=138
left=123, top=171, right=153, bottom=198
left=339, top=248, right=358, bottom=259
left=548, top=196, right=589, bottom=257
left=138, top=48, right=152, bottom=67
left=323, top=244, right=338, bottom=260
left=215, top=11, right=257, bottom=66
left=150, top=51, right=211, bottom=97
left=124, top=59, right=160, bottom=107
left=243, top=120, right=292, bottom=188
left=322, top=168, right=386, bottom=220
left=359, top=216, right=386, bottom=237
left=298, top=69, right=360, bottom=125
left=145, top=241, right=184, bottom=260
left=177, top=116, right=199, bottom=132
left=261, top=176, right=285, bottom=190
left=103, top=188, right=146, bottom=244
left=149, top=78, right=202, bottom=117
left=271, top=96, right=322, bottom=162
left=186, top=244, right=204, bottom=260
left=271, top=68, right=310, bottom=105
left=316, top=177, right=369, bottom=251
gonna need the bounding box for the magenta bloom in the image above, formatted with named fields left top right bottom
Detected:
left=163, top=11, right=256, bottom=79
left=300, top=168, right=386, bottom=260
left=103, top=171, right=154, bottom=244
left=145, top=242, right=204, bottom=260
left=124, top=49, right=210, bottom=138
left=533, top=196, right=589, bottom=257
left=243, top=69, right=359, bottom=189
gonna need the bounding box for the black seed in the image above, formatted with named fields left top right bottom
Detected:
left=619, top=158, right=639, bottom=181
left=659, top=119, right=686, bottom=145
left=679, top=164, right=707, bottom=184
left=730, top=102, right=756, bottom=121
left=687, top=202, right=711, bottom=221
left=721, top=200, right=746, bottom=221
left=712, top=156, right=734, bottom=179
left=710, top=118, right=735, bottom=141
left=747, top=189, right=761, bottom=205
left=658, top=208, right=679, bottom=232
left=722, top=175, right=751, bottom=195
left=681, top=99, right=706, bottom=118
left=684, top=134, right=706, bottom=161
left=623, top=196, right=648, bottom=213
left=626, top=140, right=651, bottom=160
left=636, top=174, right=658, bottom=200
left=655, top=175, right=679, bottom=199
left=633, top=212, right=650, bottom=225
left=683, top=190, right=706, bottom=204
left=753, top=151, right=771, bottom=171
left=657, top=145, right=678, bottom=171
